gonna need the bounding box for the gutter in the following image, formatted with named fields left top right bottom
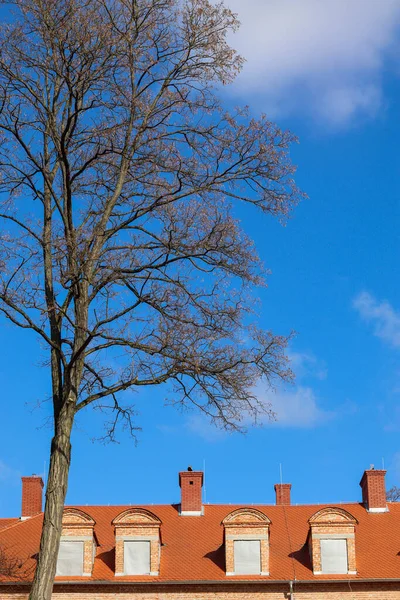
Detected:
left=3, top=578, right=400, bottom=586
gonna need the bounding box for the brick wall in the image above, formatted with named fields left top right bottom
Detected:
left=21, top=477, right=43, bottom=518
left=223, top=508, right=271, bottom=575
left=3, top=582, right=400, bottom=600
left=60, top=509, right=95, bottom=576
left=274, top=484, right=291, bottom=506
left=115, top=526, right=160, bottom=575
left=224, top=525, right=269, bottom=575
left=113, top=509, right=161, bottom=575
left=360, top=470, right=387, bottom=511
left=308, top=507, right=357, bottom=574
left=179, top=471, right=203, bottom=513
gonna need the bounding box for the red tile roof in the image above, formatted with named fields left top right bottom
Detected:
left=0, top=519, right=19, bottom=531
left=1, top=503, right=400, bottom=583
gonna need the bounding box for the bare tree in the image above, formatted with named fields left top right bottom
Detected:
left=0, top=0, right=302, bottom=598
left=387, top=486, right=400, bottom=502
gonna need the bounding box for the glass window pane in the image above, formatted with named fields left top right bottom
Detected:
left=56, top=541, right=84, bottom=576
left=320, top=538, right=348, bottom=574
left=124, top=540, right=151, bottom=575
left=234, top=540, right=261, bottom=574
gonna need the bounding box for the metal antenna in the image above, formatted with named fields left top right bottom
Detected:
left=203, top=459, right=207, bottom=503
left=280, top=463, right=283, bottom=485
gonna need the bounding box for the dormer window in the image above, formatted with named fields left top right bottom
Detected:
left=308, top=507, right=357, bottom=575
left=233, top=539, right=261, bottom=574
left=112, top=508, right=161, bottom=576
left=56, top=541, right=84, bottom=576
left=56, top=508, right=96, bottom=577
left=222, top=508, right=271, bottom=576
left=124, top=540, right=151, bottom=575
left=320, top=538, right=348, bottom=574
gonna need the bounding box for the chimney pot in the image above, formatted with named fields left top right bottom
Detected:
left=21, top=476, right=44, bottom=518
left=179, top=469, right=203, bottom=515
left=360, top=468, right=387, bottom=512
left=274, top=483, right=291, bottom=505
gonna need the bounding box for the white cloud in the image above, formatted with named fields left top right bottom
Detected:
left=288, top=350, right=327, bottom=381
left=181, top=349, right=332, bottom=436
left=318, top=85, right=382, bottom=126
left=226, top=0, right=400, bottom=124
left=255, top=384, right=334, bottom=428
left=253, top=350, right=335, bottom=427
left=0, top=459, right=19, bottom=482
left=186, top=414, right=228, bottom=442
left=180, top=385, right=331, bottom=438
left=353, top=291, right=400, bottom=348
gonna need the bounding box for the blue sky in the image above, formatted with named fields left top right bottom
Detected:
left=1, top=0, right=400, bottom=516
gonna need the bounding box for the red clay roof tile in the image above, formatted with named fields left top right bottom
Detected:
left=1, top=503, right=400, bottom=583
left=0, top=519, right=19, bottom=531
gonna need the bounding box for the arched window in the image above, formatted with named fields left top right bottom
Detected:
left=112, top=508, right=161, bottom=576
left=56, top=508, right=96, bottom=577
left=222, top=508, right=271, bottom=576
left=308, top=507, right=357, bottom=575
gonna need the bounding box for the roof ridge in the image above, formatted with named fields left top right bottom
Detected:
left=0, top=518, right=19, bottom=531
left=0, top=512, right=43, bottom=535
left=70, top=502, right=363, bottom=508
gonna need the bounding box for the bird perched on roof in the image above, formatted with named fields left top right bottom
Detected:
left=187, top=466, right=193, bottom=471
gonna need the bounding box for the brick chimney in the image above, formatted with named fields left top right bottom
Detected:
left=274, top=483, right=291, bottom=505
left=360, top=468, right=387, bottom=512
left=179, top=468, right=203, bottom=515
left=21, top=476, right=44, bottom=519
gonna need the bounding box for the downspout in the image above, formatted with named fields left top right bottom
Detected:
left=289, top=580, right=294, bottom=600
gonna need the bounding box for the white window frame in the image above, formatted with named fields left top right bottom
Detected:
left=320, top=538, right=348, bottom=574
left=123, top=540, right=151, bottom=575
left=56, top=540, right=84, bottom=576
left=233, top=539, right=261, bottom=575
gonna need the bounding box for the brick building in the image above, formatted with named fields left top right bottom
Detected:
left=1, top=467, right=400, bottom=599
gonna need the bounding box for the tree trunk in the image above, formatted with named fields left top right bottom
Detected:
left=28, top=397, right=75, bottom=600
